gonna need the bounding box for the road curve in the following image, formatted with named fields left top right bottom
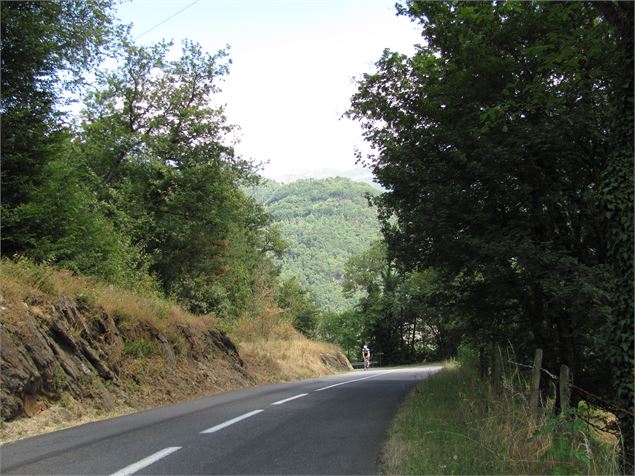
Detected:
left=1, top=365, right=442, bottom=475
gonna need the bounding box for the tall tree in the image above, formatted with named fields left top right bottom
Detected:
left=592, top=3, right=634, bottom=470
left=79, top=41, right=277, bottom=315
left=1, top=0, right=122, bottom=255
left=336, top=241, right=459, bottom=363
left=348, top=1, right=632, bottom=466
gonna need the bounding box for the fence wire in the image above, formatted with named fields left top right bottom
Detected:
left=508, top=359, right=634, bottom=417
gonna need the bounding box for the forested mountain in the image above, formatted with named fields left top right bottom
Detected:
left=248, top=178, right=381, bottom=313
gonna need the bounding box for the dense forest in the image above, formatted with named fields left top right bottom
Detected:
left=247, top=178, right=381, bottom=313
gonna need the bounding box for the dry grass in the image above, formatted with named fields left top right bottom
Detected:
left=229, top=296, right=350, bottom=384
left=239, top=334, right=347, bottom=383
left=1, top=258, right=220, bottom=351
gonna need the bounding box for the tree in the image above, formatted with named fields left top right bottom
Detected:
left=275, top=277, right=320, bottom=336
left=348, top=1, right=632, bottom=466
left=591, top=3, right=635, bottom=470
left=79, top=40, right=276, bottom=315
left=1, top=0, right=123, bottom=257
left=7, top=140, right=149, bottom=287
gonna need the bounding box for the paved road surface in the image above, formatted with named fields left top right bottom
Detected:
left=1, top=365, right=442, bottom=475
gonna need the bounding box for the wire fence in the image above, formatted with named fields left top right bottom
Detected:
left=508, top=359, right=634, bottom=418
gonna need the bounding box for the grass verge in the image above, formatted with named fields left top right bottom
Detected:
left=381, top=360, right=619, bottom=475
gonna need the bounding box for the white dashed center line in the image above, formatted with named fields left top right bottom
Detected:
left=314, top=370, right=394, bottom=392
left=110, top=446, right=182, bottom=476
left=200, top=409, right=264, bottom=434
left=271, top=393, right=308, bottom=405
left=110, top=371, right=405, bottom=476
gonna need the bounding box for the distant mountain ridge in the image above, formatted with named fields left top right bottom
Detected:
left=248, top=177, right=381, bottom=313
left=267, top=167, right=380, bottom=189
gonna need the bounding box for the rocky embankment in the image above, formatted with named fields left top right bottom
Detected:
left=0, top=292, right=350, bottom=433
left=1, top=295, right=249, bottom=422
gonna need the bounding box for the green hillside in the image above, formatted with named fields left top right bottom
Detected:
left=250, top=177, right=381, bottom=312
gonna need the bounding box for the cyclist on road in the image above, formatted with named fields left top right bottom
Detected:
left=362, top=345, right=371, bottom=370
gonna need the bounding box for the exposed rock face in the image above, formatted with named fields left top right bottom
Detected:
left=320, top=351, right=353, bottom=371
left=0, top=296, right=246, bottom=422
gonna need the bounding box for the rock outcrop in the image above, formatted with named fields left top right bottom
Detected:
left=320, top=351, right=353, bottom=371
left=0, top=296, right=247, bottom=422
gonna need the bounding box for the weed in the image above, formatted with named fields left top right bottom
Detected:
left=123, top=338, right=158, bottom=358
left=59, top=394, right=71, bottom=409
left=52, top=363, right=68, bottom=390
left=5, top=257, right=61, bottom=296
left=75, top=291, right=96, bottom=309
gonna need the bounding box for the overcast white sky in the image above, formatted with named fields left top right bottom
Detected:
left=115, top=0, right=422, bottom=179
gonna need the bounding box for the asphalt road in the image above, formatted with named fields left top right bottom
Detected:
left=1, top=365, right=442, bottom=475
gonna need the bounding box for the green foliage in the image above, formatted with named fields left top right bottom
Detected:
left=334, top=241, right=460, bottom=364
left=348, top=0, right=632, bottom=462
left=592, top=4, right=634, bottom=470
left=275, top=277, right=320, bottom=337
left=533, top=415, right=595, bottom=475
left=76, top=40, right=279, bottom=316
left=247, top=177, right=382, bottom=313
left=1, top=0, right=123, bottom=256
left=7, top=154, right=149, bottom=288
left=53, top=362, right=68, bottom=391
left=318, top=310, right=366, bottom=361
left=123, top=338, right=158, bottom=358
left=1, top=3, right=285, bottom=320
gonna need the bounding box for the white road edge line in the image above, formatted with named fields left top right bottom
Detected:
left=110, top=446, right=181, bottom=476
left=271, top=393, right=309, bottom=405
left=314, top=370, right=396, bottom=392
left=200, top=409, right=264, bottom=434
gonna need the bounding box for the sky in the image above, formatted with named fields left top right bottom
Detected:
left=115, top=0, right=423, bottom=180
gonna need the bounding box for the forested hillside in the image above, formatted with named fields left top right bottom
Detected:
left=248, top=178, right=381, bottom=313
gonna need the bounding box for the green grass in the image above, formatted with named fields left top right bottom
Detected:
left=123, top=338, right=159, bottom=358
left=381, top=361, right=619, bottom=475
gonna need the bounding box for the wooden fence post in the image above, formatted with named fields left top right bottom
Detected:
left=529, top=348, right=543, bottom=410
left=559, top=364, right=571, bottom=415
left=491, top=344, right=501, bottom=392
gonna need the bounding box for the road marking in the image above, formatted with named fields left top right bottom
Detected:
left=200, top=409, right=264, bottom=434
left=314, top=370, right=394, bottom=392
left=110, top=446, right=181, bottom=476
left=271, top=393, right=308, bottom=405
